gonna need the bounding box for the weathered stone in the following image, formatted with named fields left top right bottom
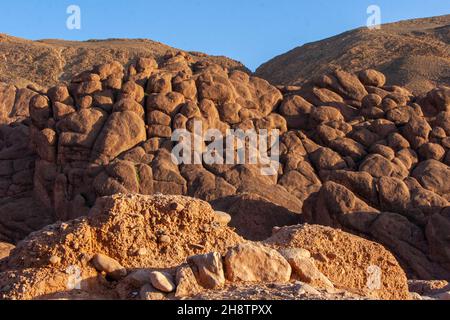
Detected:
left=188, top=252, right=225, bottom=289
left=224, top=243, right=291, bottom=283
left=149, top=271, right=176, bottom=293
left=91, top=253, right=127, bottom=280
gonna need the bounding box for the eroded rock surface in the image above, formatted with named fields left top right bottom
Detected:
left=0, top=50, right=449, bottom=297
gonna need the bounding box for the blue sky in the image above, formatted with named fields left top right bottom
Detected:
left=0, top=0, right=449, bottom=70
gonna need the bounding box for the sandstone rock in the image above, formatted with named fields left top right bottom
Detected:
left=426, top=210, right=450, bottom=267
left=359, top=69, right=386, bottom=87
left=426, top=87, right=450, bottom=113
left=418, top=143, right=445, bottom=161
left=188, top=252, right=225, bottom=289
left=92, top=111, right=146, bottom=163
left=279, top=249, right=334, bottom=290
left=279, top=95, right=312, bottom=129
left=149, top=271, right=176, bottom=293
left=211, top=193, right=301, bottom=241
left=224, top=243, right=291, bottom=283
left=140, top=284, right=166, bottom=300
left=214, top=211, right=232, bottom=225
left=124, top=269, right=152, bottom=288
left=265, top=224, right=410, bottom=300
left=305, top=181, right=379, bottom=233
left=0, top=242, right=15, bottom=260
left=112, top=98, right=145, bottom=118
left=412, top=160, right=450, bottom=197
left=175, top=264, right=202, bottom=298
left=91, top=253, right=127, bottom=280
left=29, top=95, right=51, bottom=129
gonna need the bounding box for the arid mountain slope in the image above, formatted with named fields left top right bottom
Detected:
left=0, top=35, right=248, bottom=88
left=255, top=15, right=450, bottom=95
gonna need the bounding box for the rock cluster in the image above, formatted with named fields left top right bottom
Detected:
left=0, top=83, right=52, bottom=242
left=255, top=14, right=450, bottom=95
left=0, top=53, right=449, bottom=288
left=0, top=194, right=409, bottom=300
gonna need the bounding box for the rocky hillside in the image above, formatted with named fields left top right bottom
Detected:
left=0, top=35, right=248, bottom=88
left=255, top=15, right=450, bottom=95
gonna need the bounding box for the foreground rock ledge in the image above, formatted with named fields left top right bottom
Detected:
left=0, top=194, right=410, bottom=300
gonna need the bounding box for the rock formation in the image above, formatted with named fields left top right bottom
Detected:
left=0, top=35, right=248, bottom=88
left=256, top=15, right=450, bottom=95
left=0, top=194, right=410, bottom=300
left=0, top=30, right=449, bottom=300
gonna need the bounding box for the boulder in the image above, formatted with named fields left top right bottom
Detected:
left=188, top=252, right=225, bottom=289
left=359, top=69, right=386, bottom=87
left=224, top=243, right=291, bottom=283
left=175, top=264, right=202, bottom=298
left=92, top=111, right=146, bottom=163
left=265, top=224, right=410, bottom=300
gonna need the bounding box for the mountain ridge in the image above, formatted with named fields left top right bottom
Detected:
left=255, top=14, right=450, bottom=95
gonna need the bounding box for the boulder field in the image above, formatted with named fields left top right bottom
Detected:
left=0, top=51, right=449, bottom=299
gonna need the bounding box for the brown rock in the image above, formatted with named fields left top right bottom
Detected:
left=91, top=253, right=127, bottom=280
left=140, top=284, right=166, bottom=300
left=265, top=224, right=410, bottom=300
left=175, top=264, right=202, bottom=298
left=149, top=271, right=176, bottom=293
left=92, top=111, right=146, bottom=163
left=224, top=243, right=291, bottom=283
left=188, top=252, right=225, bottom=289
left=359, top=69, right=386, bottom=87
left=0, top=242, right=15, bottom=260
left=279, top=248, right=334, bottom=290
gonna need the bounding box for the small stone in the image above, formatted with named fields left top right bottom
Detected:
left=159, top=235, right=171, bottom=244
left=140, top=284, right=166, bottom=300
left=91, top=253, right=127, bottom=280
left=297, top=282, right=322, bottom=296
left=188, top=252, right=225, bottom=289
left=169, top=202, right=184, bottom=212
left=125, top=269, right=152, bottom=287
left=175, top=264, right=202, bottom=298
left=409, top=292, right=423, bottom=300
left=137, top=248, right=148, bottom=256
left=49, top=255, right=61, bottom=265
left=214, top=211, right=232, bottom=225
left=149, top=271, right=176, bottom=293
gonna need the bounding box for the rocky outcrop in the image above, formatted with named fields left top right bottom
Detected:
left=0, top=194, right=410, bottom=300
left=265, top=224, right=410, bottom=300
left=0, top=194, right=243, bottom=299
left=0, top=35, right=249, bottom=88
left=0, top=49, right=449, bottom=285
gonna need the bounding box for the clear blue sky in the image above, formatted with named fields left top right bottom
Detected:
left=1, top=0, right=449, bottom=70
